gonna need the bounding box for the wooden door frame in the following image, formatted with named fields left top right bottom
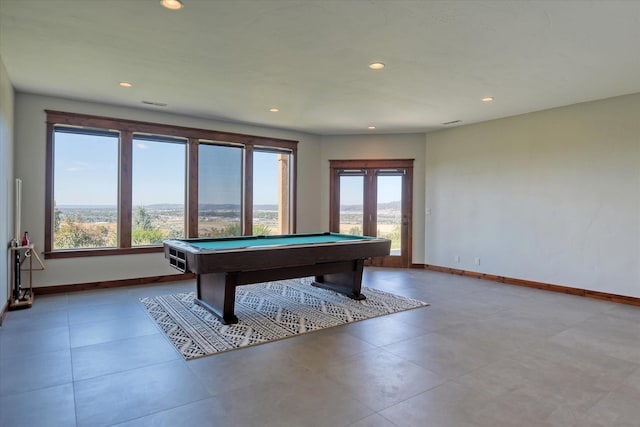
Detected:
left=329, top=159, right=413, bottom=268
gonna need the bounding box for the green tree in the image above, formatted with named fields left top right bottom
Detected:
left=132, top=228, right=165, bottom=245
left=221, top=223, right=241, bottom=236
left=193, top=222, right=277, bottom=238
left=218, top=223, right=272, bottom=237
left=54, top=216, right=114, bottom=249
left=54, top=206, right=62, bottom=233
left=252, top=223, right=272, bottom=235
left=165, top=229, right=183, bottom=240
left=348, top=226, right=362, bottom=236
left=388, top=224, right=401, bottom=250
left=132, top=206, right=166, bottom=245
left=133, top=206, right=153, bottom=230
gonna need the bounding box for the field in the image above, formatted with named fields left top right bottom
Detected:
left=54, top=204, right=401, bottom=249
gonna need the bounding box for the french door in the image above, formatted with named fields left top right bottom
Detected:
left=329, top=159, right=413, bottom=268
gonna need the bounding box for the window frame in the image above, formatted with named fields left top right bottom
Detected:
left=131, top=133, right=189, bottom=247
left=196, top=140, right=245, bottom=238
left=45, top=110, right=298, bottom=259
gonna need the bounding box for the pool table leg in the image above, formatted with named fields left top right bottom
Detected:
left=312, top=259, right=366, bottom=300
left=195, top=272, right=239, bottom=325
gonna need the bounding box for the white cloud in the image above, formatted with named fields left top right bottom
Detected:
left=65, top=161, right=92, bottom=172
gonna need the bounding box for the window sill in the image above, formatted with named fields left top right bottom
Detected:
left=44, top=246, right=164, bottom=259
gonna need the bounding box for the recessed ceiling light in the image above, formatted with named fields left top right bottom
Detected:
left=367, top=126, right=376, bottom=130
left=482, top=97, right=494, bottom=102
left=269, top=107, right=280, bottom=113
left=119, top=82, right=132, bottom=88
left=161, top=0, right=184, bottom=10
left=369, top=62, right=385, bottom=70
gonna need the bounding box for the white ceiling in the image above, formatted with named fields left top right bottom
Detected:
left=1, top=0, right=639, bottom=135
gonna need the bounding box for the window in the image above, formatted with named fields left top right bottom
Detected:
left=376, top=173, right=403, bottom=255
left=253, top=149, right=292, bottom=235
left=132, top=134, right=187, bottom=246
left=45, top=110, right=297, bottom=258
left=53, top=128, right=119, bottom=249
left=337, top=174, right=364, bottom=236
left=198, top=142, right=243, bottom=237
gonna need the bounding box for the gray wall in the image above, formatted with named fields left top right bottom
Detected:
left=14, top=93, right=323, bottom=286
left=0, top=55, right=15, bottom=311
left=426, top=93, right=640, bottom=298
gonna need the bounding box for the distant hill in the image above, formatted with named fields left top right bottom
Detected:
left=197, top=204, right=278, bottom=210
left=340, top=201, right=400, bottom=211
left=57, top=205, right=118, bottom=209
left=58, top=203, right=278, bottom=210
left=58, top=202, right=398, bottom=211
left=378, top=201, right=401, bottom=210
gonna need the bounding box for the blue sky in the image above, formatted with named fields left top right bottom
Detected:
left=54, top=132, right=400, bottom=207
left=54, top=133, right=281, bottom=206
left=340, top=175, right=402, bottom=205
left=54, top=133, right=119, bottom=206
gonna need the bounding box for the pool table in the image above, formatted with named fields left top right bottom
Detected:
left=164, top=232, right=391, bottom=324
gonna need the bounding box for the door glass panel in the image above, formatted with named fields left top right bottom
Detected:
left=339, top=175, right=364, bottom=236
left=377, top=175, right=402, bottom=255
left=198, top=143, right=243, bottom=237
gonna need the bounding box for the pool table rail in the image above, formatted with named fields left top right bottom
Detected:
left=164, top=235, right=390, bottom=275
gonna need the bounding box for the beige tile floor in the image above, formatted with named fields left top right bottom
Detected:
left=1, top=268, right=639, bottom=426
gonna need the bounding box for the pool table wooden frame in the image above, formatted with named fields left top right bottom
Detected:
left=164, top=233, right=391, bottom=324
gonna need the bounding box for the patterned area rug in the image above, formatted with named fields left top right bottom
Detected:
left=141, top=278, right=429, bottom=360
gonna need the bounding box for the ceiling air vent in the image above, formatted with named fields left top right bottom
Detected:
left=142, top=100, right=168, bottom=107
left=442, top=120, right=461, bottom=125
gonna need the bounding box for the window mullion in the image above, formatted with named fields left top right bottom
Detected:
left=119, top=130, right=133, bottom=248
left=187, top=138, right=199, bottom=238
left=243, top=145, right=254, bottom=236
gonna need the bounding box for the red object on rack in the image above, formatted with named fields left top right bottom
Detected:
left=22, top=231, right=30, bottom=246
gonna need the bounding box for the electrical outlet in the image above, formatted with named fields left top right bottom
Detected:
left=475, top=257, right=481, bottom=266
